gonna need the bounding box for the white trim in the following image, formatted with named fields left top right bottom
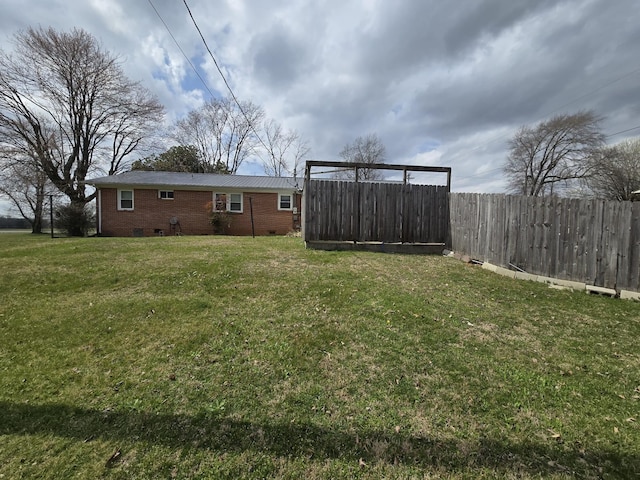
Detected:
left=117, top=189, right=134, bottom=211
left=278, top=192, right=293, bottom=211
left=228, top=192, right=243, bottom=213
left=213, top=192, right=243, bottom=213
left=158, top=190, right=174, bottom=200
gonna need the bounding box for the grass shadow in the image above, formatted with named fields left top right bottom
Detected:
left=1, top=401, right=635, bottom=477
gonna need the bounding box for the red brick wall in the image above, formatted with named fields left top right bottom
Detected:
left=97, top=188, right=301, bottom=237
left=229, top=192, right=302, bottom=236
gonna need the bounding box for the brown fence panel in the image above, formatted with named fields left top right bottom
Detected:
left=449, top=193, right=640, bottom=292
left=304, top=179, right=449, bottom=244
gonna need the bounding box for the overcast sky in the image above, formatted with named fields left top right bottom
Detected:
left=1, top=0, right=639, bottom=207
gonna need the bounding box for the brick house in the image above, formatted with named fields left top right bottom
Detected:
left=87, top=171, right=303, bottom=236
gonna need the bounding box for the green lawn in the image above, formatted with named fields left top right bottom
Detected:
left=0, top=234, right=638, bottom=479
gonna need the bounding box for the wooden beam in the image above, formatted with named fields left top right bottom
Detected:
left=304, top=160, right=452, bottom=189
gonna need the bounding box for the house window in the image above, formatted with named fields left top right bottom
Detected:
left=214, top=193, right=227, bottom=212
left=118, top=190, right=134, bottom=210
left=229, top=193, right=242, bottom=212
left=159, top=190, right=174, bottom=200
left=279, top=193, right=293, bottom=210
left=213, top=192, right=243, bottom=213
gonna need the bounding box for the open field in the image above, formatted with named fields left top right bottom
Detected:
left=0, top=233, right=638, bottom=479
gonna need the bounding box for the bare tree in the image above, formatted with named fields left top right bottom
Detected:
left=584, top=138, right=640, bottom=201
left=0, top=27, right=164, bottom=231
left=261, top=119, right=310, bottom=177
left=503, top=111, right=605, bottom=196
left=0, top=148, right=50, bottom=233
left=336, top=133, right=386, bottom=181
left=173, top=97, right=264, bottom=174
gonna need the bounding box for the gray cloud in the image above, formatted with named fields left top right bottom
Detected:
left=250, top=25, right=310, bottom=89
left=0, top=0, right=639, bottom=208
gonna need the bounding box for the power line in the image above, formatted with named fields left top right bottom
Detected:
left=147, top=0, right=270, bottom=165
left=454, top=166, right=503, bottom=182
left=146, top=0, right=216, bottom=98
left=605, top=125, right=640, bottom=138
left=446, top=65, right=640, bottom=165
left=545, top=66, right=640, bottom=120
left=454, top=124, right=640, bottom=183
left=181, top=0, right=270, bottom=153
left=181, top=0, right=234, bottom=104
left=309, top=168, right=353, bottom=176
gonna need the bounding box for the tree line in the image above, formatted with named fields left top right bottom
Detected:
left=0, top=216, right=33, bottom=229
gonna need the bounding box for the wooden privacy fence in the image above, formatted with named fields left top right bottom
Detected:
left=304, top=179, right=450, bottom=244
left=450, top=193, right=640, bottom=292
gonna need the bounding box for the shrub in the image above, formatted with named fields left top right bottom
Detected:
left=55, top=203, right=95, bottom=237
left=205, top=201, right=232, bottom=234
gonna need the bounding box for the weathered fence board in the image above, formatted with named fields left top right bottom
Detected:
left=305, top=179, right=449, bottom=244
left=450, top=193, right=640, bottom=292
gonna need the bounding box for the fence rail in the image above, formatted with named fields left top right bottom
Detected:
left=304, top=179, right=449, bottom=244
left=450, top=193, right=640, bottom=292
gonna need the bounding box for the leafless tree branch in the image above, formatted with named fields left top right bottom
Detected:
left=0, top=27, right=164, bottom=213
left=173, top=97, right=263, bottom=174
left=503, top=111, right=605, bottom=196
left=335, top=133, right=386, bottom=181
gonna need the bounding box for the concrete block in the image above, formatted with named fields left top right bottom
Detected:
left=514, top=271, right=538, bottom=282
left=494, top=266, right=516, bottom=278
left=620, top=290, right=640, bottom=301
left=536, top=275, right=554, bottom=284
left=482, top=262, right=498, bottom=272
left=549, top=278, right=586, bottom=291
left=461, top=255, right=472, bottom=263
left=548, top=284, right=573, bottom=291
left=586, top=285, right=617, bottom=297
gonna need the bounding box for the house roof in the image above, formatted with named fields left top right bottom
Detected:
left=86, top=171, right=301, bottom=191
